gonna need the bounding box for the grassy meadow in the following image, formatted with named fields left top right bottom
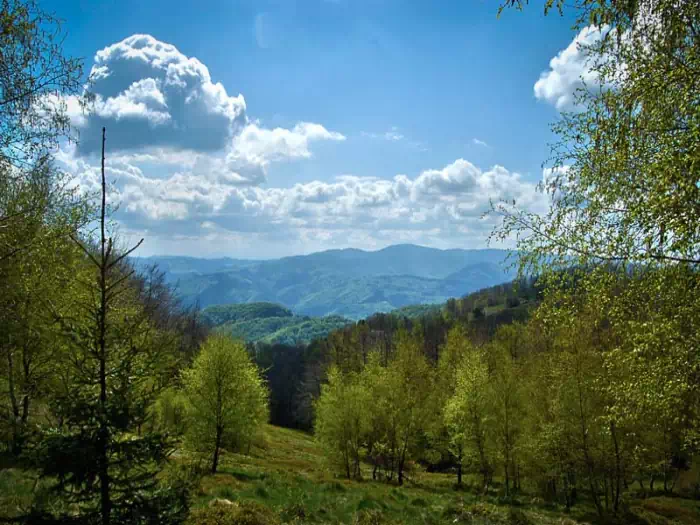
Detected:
left=2, top=424, right=699, bottom=524
left=181, top=426, right=700, bottom=524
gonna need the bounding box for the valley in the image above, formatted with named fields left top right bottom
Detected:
left=135, top=245, right=517, bottom=319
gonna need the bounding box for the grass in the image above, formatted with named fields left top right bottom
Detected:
left=2, top=425, right=699, bottom=524
left=185, top=425, right=700, bottom=524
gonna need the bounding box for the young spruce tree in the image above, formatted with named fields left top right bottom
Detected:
left=32, top=129, right=188, bottom=525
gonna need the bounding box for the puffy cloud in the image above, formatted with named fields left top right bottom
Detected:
left=65, top=34, right=343, bottom=189
left=77, top=34, right=247, bottom=155
left=93, top=78, right=170, bottom=124
left=63, top=148, right=547, bottom=256
left=230, top=122, right=345, bottom=167
left=534, top=26, right=607, bottom=110
left=38, top=94, right=88, bottom=128
left=57, top=34, right=547, bottom=257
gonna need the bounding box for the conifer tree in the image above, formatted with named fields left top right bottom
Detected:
left=32, top=129, right=188, bottom=525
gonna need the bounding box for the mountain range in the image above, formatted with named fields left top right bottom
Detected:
left=134, top=244, right=516, bottom=319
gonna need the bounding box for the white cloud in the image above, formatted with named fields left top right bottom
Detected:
left=93, top=78, right=171, bottom=124
left=77, top=34, right=247, bottom=155
left=38, top=94, right=88, bottom=128
left=56, top=34, right=548, bottom=257
left=230, top=121, right=345, bottom=167
left=63, top=144, right=547, bottom=256
left=362, top=126, right=405, bottom=142
left=534, top=26, right=608, bottom=111
left=472, top=138, right=489, bottom=147
left=62, top=34, right=344, bottom=190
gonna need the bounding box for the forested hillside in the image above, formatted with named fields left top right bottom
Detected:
left=135, top=246, right=517, bottom=319
left=200, top=303, right=351, bottom=345
left=252, top=277, right=538, bottom=429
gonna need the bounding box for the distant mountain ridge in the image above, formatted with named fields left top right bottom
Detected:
left=134, top=244, right=516, bottom=319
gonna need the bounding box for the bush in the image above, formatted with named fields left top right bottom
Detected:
left=187, top=500, right=280, bottom=525
left=280, top=501, right=306, bottom=521
left=356, top=495, right=384, bottom=512
left=410, top=497, right=428, bottom=507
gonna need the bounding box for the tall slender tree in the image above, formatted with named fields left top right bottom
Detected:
left=32, top=129, right=188, bottom=525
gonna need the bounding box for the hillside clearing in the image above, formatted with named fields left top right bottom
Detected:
left=181, top=425, right=700, bottom=525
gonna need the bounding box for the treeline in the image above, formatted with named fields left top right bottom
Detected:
left=314, top=266, right=700, bottom=516
left=251, top=277, right=539, bottom=430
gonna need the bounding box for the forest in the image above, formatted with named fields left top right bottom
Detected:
left=1, top=0, right=699, bottom=524
left=200, top=303, right=351, bottom=346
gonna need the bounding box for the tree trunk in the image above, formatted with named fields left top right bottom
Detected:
left=563, top=473, right=571, bottom=511
left=212, top=426, right=222, bottom=474
left=670, top=470, right=679, bottom=493
left=98, top=128, right=111, bottom=525
left=575, top=369, right=602, bottom=517
left=7, top=349, right=21, bottom=455
left=611, top=421, right=622, bottom=514
left=603, top=475, right=609, bottom=512
left=457, top=461, right=462, bottom=487
left=505, top=459, right=510, bottom=497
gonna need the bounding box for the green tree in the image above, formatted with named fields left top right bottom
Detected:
left=493, top=0, right=700, bottom=269
left=493, top=0, right=700, bottom=512
left=151, top=388, right=189, bottom=437
left=32, top=130, right=187, bottom=525
left=444, top=346, right=493, bottom=490
left=0, top=164, right=87, bottom=453
left=385, top=329, right=434, bottom=485
left=488, top=339, right=524, bottom=497
left=182, top=334, right=268, bottom=474
left=359, top=351, right=391, bottom=481
left=314, top=366, right=370, bottom=479
left=0, top=0, right=83, bottom=165
left=429, top=324, right=473, bottom=484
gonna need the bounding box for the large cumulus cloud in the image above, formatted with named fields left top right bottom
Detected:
left=59, top=34, right=546, bottom=257
left=66, top=34, right=344, bottom=189
left=77, top=34, right=247, bottom=155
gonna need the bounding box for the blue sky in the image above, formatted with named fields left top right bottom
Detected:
left=45, top=0, right=595, bottom=258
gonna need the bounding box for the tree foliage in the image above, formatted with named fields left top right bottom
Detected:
left=0, top=0, right=83, bottom=167
left=182, top=334, right=268, bottom=474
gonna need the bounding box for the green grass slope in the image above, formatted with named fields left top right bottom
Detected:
left=180, top=424, right=700, bottom=525
left=3, top=425, right=699, bottom=524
